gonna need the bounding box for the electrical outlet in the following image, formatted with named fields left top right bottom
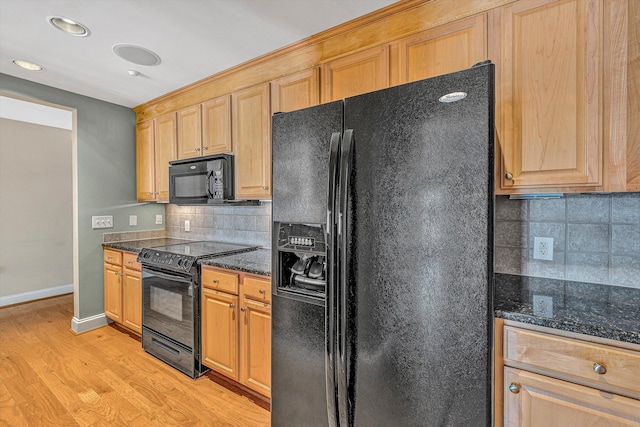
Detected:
left=156, top=214, right=163, bottom=225
left=91, top=215, right=113, bottom=229
left=533, top=295, right=553, bottom=317
left=129, top=215, right=137, bottom=226
left=184, top=220, right=190, bottom=232
left=533, top=237, right=554, bottom=261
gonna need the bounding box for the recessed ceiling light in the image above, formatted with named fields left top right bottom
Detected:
left=47, top=16, right=90, bottom=37
left=13, top=60, right=44, bottom=71
left=113, top=44, right=161, bottom=66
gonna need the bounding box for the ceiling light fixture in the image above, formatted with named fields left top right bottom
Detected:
left=47, top=16, right=90, bottom=36
left=113, top=44, right=161, bottom=66
left=12, top=59, right=44, bottom=71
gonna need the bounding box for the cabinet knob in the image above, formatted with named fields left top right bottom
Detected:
left=195, top=147, right=200, bottom=151
left=505, top=172, right=513, bottom=180
left=262, top=186, right=268, bottom=190
left=229, top=303, right=235, bottom=308
left=212, top=279, right=219, bottom=283
left=240, top=307, right=247, bottom=312
left=259, top=289, right=266, bottom=294
left=593, top=363, right=607, bottom=375
left=202, top=147, right=208, bottom=151
left=508, top=383, right=520, bottom=394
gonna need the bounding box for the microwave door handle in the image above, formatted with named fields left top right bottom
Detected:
left=206, top=171, right=214, bottom=198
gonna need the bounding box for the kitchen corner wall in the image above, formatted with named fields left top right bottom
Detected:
left=165, top=202, right=272, bottom=248
left=495, top=193, right=640, bottom=289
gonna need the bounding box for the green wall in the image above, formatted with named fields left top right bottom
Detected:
left=0, top=73, right=164, bottom=319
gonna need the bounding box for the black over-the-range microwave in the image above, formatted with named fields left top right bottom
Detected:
left=168, top=154, right=234, bottom=205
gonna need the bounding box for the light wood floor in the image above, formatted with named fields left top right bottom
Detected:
left=0, top=294, right=271, bottom=426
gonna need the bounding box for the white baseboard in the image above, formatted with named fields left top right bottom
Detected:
left=0, top=284, right=74, bottom=307
left=71, top=313, right=110, bottom=334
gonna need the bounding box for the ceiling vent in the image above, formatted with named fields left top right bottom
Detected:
left=113, top=44, right=161, bottom=66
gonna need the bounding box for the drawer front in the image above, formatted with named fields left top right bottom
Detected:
left=243, top=277, right=271, bottom=303
left=201, top=267, right=239, bottom=294
left=123, top=251, right=141, bottom=271
left=504, top=326, right=640, bottom=396
left=104, top=249, right=122, bottom=266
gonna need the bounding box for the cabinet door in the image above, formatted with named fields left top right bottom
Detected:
left=271, top=67, right=320, bottom=113
left=232, top=83, right=271, bottom=199
left=202, top=95, right=232, bottom=155
left=122, top=268, right=142, bottom=334
left=240, top=297, right=271, bottom=397
left=322, top=45, right=389, bottom=102
left=398, top=14, right=487, bottom=84
left=176, top=105, right=202, bottom=160
left=154, top=113, right=177, bottom=202
left=504, top=367, right=640, bottom=426
left=136, top=120, right=155, bottom=202
left=202, top=288, right=239, bottom=380
left=104, top=263, right=122, bottom=323
left=493, top=0, right=602, bottom=192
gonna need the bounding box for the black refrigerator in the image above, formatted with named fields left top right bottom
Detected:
left=271, top=63, right=494, bottom=427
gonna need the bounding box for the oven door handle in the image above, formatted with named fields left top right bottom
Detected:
left=142, top=267, right=193, bottom=284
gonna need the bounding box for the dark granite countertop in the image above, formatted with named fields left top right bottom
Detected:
left=495, top=274, right=640, bottom=345
left=102, top=238, right=197, bottom=253
left=199, top=248, right=271, bottom=277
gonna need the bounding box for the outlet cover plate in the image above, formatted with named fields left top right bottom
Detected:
left=155, top=214, right=163, bottom=225
left=533, top=295, right=553, bottom=317
left=533, top=236, right=554, bottom=261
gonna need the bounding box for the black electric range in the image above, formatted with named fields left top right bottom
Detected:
left=137, top=241, right=258, bottom=378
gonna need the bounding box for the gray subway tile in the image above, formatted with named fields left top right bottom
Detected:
left=527, top=250, right=565, bottom=279
left=609, top=256, right=640, bottom=288
left=495, top=221, right=528, bottom=248
left=256, top=216, right=271, bottom=232
left=529, top=198, right=566, bottom=222
left=567, top=224, right=609, bottom=253
left=566, top=252, right=609, bottom=284
left=611, top=193, right=640, bottom=224
left=494, top=247, right=527, bottom=275
left=566, top=194, right=610, bottom=223
left=234, top=215, right=257, bottom=231
left=611, top=224, right=640, bottom=256
left=495, top=196, right=528, bottom=221
left=528, top=222, right=565, bottom=250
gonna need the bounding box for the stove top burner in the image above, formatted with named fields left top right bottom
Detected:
left=138, top=241, right=258, bottom=273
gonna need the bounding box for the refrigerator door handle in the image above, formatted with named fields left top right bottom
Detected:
left=325, top=131, right=342, bottom=427
left=337, top=128, right=354, bottom=427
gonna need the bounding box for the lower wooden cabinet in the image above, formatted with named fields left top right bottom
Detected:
left=504, top=367, right=640, bottom=426
left=496, top=319, right=640, bottom=426
left=103, top=249, right=142, bottom=334
left=201, top=266, right=271, bottom=397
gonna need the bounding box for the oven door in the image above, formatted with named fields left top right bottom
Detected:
left=142, top=266, right=195, bottom=349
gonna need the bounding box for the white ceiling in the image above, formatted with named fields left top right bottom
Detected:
left=0, top=0, right=398, bottom=108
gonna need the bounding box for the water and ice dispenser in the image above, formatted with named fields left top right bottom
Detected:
left=274, top=223, right=326, bottom=301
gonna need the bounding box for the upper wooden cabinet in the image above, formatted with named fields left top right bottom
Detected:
left=271, top=67, right=320, bottom=113
left=322, top=45, right=390, bottom=102
left=202, top=95, right=232, bottom=155
left=232, top=83, right=271, bottom=199
left=136, top=113, right=177, bottom=202
left=397, top=13, right=488, bottom=84
left=492, top=0, right=603, bottom=193
left=176, top=105, right=202, bottom=160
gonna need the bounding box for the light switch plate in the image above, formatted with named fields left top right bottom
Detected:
left=129, top=215, right=137, bottom=226
left=92, top=215, right=113, bottom=229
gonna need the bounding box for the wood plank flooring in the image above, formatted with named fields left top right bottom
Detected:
left=0, top=294, right=271, bottom=426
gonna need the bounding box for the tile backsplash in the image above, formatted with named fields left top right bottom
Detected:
left=495, top=193, right=640, bottom=289
left=165, top=202, right=272, bottom=248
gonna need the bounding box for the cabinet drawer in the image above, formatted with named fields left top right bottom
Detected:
left=202, top=268, right=239, bottom=294
left=243, top=277, right=271, bottom=303
left=104, top=249, right=122, bottom=266
left=504, top=326, right=640, bottom=396
left=123, top=251, right=141, bottom=271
